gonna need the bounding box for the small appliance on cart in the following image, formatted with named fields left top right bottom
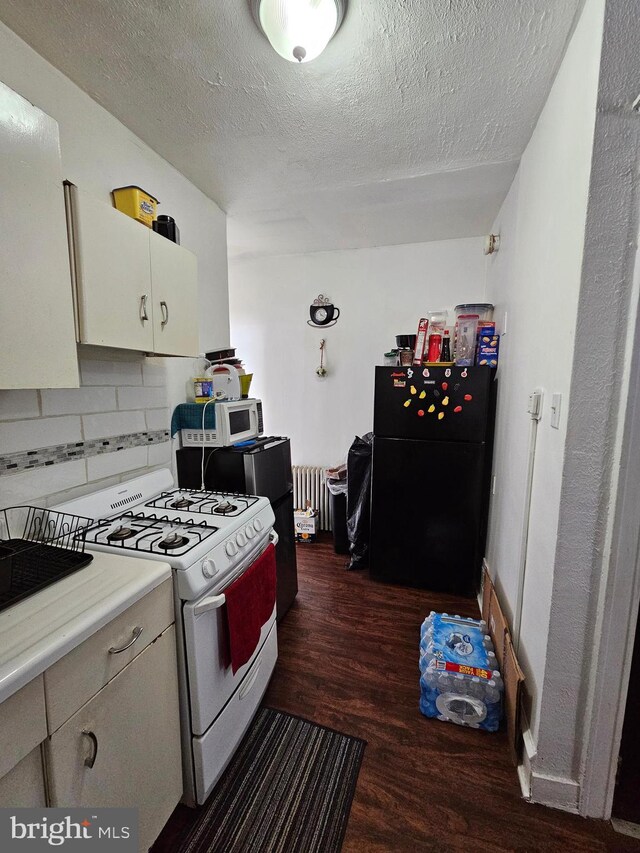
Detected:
left=176, top=436, right=298, bottom=621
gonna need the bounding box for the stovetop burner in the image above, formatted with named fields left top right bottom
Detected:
left=214, top=501, right=237, bottom=515
left=107, top=526, right=137, bottom=542
left=171, top=498, right=194, bottom=510
left=158, top=534, right=190, bottom=550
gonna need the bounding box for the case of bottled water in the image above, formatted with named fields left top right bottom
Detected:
left=419, top=611, right=503, bottom=731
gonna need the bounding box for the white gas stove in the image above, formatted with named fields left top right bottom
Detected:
left=54, top=469, right=278, bottom=807
left=56, top=470, right=276, bottom=601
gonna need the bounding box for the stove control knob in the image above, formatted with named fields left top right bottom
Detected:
left=236, top=531, right=247, bottom=548
left=245, top=524, right=256, bottom=539
left=225, top=541, right=238, bottom=557
left=254, top=518, right=264, bottom=532
left=202, top=558, right=218, bottom=579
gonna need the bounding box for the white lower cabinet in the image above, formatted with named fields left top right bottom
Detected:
left=0, top=675, right=48, bottom=807
left=0, top=747, right=47, bottom=808
left=45, top=625, right=182, bottom=853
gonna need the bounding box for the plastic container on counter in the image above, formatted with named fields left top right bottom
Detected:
left=112, top=185, right=159, bottom=227
left=453, top=304, right=493, bottom=361
left=454, top=304, right=494, bottom=323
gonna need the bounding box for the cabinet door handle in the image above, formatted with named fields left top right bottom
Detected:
left=160, top=301, right=169, bottom=328
left=82, top=730, right=98, bottom=769
left=140, top=294, right=149, bottom=321
left=108, top=626, right=143, bottom=654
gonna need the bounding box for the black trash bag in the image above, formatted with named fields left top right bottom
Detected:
left=346, top=432, right=373, bottom=570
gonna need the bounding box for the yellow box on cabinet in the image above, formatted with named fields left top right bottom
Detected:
left=111, top=185, right=159, bottom=227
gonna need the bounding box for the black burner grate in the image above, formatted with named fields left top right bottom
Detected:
left=145, top=489, right=259, bottom=517
left=82, top=511, right=220, bottom=556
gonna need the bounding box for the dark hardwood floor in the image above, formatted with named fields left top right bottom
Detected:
left=155, top=537, right=640, bottom=852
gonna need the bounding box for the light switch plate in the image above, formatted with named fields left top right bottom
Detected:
left=550, top=392, right=562, bottom=429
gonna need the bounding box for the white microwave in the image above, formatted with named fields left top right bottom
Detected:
left=181, top=399, right=263, bottom=447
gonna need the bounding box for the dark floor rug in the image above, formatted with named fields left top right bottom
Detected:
left=176, top=707, right=366, bottom=853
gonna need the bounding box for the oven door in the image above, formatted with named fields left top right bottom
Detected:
left=182, top=531, right=277, bottom=737
left=192, top=622, right=277, bottom=804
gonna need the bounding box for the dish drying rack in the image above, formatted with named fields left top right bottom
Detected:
left=0, top=506, right=94, bottom=613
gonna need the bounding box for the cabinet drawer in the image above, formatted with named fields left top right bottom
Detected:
left=0, top=676, right=47, bottom=779
left=46, top=626, right=182, bottom=853
left=45, top=579, right=173, bottom=733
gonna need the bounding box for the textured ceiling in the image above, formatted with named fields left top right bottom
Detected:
left=0, top=0, right=581, bottom=257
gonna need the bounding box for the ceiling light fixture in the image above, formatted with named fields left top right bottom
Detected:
left=250, top=0, right=347, bottom=64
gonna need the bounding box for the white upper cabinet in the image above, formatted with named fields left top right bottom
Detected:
left=0, top=81, right=79, bottom=389
left=150, top=228, right=198, bottom=357
left=68, top=185, right=154, bottom=352
left=68, top=186, right=199, bottom=356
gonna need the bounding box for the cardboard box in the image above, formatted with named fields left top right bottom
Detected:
left=504, top=635, right=526, bottom=766
left=489, top=585, right=509, bottom=672
left=294, top=507, right=319, bottom=542
left=481, top=566, right=525, bottom=765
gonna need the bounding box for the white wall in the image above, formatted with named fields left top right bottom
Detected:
left=229, top=238, right=486, bottom=466
left=0, top=21, right=229, bottom=355
left=536, top=0, right=640, bottom=815
left=0, top=21, right=229, bottom=506
left=484, top=0, right=605, bottom=808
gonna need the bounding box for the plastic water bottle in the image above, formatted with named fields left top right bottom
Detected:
left=485, top=680, right=500, bottom=704
left=453, top=674, right=466, bottom=694
left=483, top=635, right=494, bottom=652
left=468, top=676, right=484, bottom=699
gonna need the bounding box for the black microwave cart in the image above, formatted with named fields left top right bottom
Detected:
left=176, top=436, right=298, bottom=621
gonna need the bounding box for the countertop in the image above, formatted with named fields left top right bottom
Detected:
left=0, top=550, right=171, bottom=704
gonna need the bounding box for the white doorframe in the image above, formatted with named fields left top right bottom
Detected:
left=579, top=226, right=640, bottom=819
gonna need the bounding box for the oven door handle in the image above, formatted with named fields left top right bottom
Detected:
left=269, top=530, right=279, bottom=546
left=193, top=593, right=226, bottom=616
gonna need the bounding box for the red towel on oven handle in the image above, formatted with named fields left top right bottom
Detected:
left=224, top=542, right=277, bottom=674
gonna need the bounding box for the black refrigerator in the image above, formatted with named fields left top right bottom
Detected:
left=176, top=437, right=298, bottom=621
left=370, top=366, right=497, bottom=595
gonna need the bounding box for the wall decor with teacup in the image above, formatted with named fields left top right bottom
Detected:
left=308, top=294, right=341, bottom=327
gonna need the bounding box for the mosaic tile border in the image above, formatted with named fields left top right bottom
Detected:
left=0, top=430, right=171, bottom=475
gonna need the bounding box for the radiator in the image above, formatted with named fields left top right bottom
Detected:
left=292, top=465, right=332, bottom=532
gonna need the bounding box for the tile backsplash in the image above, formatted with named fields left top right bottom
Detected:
left=0, top=350, right=174, bottom=510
